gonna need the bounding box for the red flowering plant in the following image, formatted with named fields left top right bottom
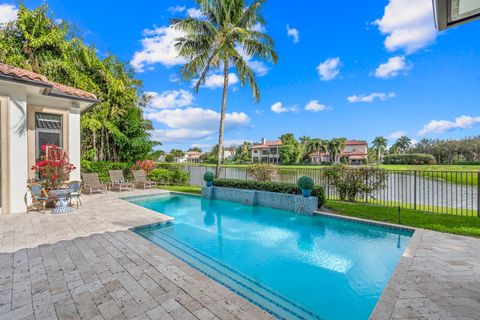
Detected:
left=31, top=144, right=76, bottom=190
left=134, top=160, right=155, bottom=175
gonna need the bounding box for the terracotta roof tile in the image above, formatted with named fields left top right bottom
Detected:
left=0, top=63, right=97, bottom=101
left=251, top=140, right=282, bottom=149
left=346, top=140, right=368, bottom=146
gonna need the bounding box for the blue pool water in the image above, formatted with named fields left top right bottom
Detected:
left=129, top=193, right=412, bottom=320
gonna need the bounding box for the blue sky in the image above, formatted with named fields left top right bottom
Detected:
left=3, top=0, right=480, bottom=151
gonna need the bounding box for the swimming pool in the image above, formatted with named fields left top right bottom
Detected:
left=129, top=193, right=412, bottom=320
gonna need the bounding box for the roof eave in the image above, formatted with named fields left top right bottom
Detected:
left=0, top=74, right=100, bottom=111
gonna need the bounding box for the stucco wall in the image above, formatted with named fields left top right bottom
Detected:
left=69, top=110, right=81, bottom=181
left=0, top=83, right=28, bottom=214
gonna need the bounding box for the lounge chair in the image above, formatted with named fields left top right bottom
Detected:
left=108, top=170, right=133, bottom=192
left=68, top=181, right=82, bottom=208
left=27, top=183, right=48, bottom=214
left=132, top=170, right=157, bottom=189
left=82, top=173, right=107, bottom=195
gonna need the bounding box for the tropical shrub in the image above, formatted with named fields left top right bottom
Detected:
left=81, top=160, right=133, bottom=182
left=383, top=154, right=436, bottom=165
left=135, top=160, right=155, bottom=175
left=297, top=176, right=314, bottom=190
left=247, top=163, right=278, bottom=181
left=212, top=179, right=325, bottom=207
left=32, top=145, right=76, bottom=189
left=324, top=165, right=387, bottom=201
left=148, top=168, right=189, bottom=185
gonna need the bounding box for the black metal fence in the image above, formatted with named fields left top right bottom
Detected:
left=182, top=165, right=480, bottom=217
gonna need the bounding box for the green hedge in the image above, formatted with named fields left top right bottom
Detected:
left=81, top=160, right=133, bottom=182
left=149, top=168, right=189, bottom=185
left=212, top=179, right=325, bottom=207
left=383, top=154, right=436, bottom=165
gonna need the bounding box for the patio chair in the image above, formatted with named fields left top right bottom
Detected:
left=132, top=170, right=157, bottom=189
left=108, top=170, right=134, bottom=192
left=68, top=180, right=82, bottom=208
left=82, top=173, right=107, bottom=195
left=27, top=183, right=48, bottom=214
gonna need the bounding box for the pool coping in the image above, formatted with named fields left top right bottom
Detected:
left=315, top=211, right=423, bottom=320
left=126, top=191, right=423, bottom=319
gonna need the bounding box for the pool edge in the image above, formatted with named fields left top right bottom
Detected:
left=126, top=191, right=420, bottom=319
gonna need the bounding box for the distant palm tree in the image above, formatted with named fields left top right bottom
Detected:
left=306, top=139, right=328, bottom=163
left=172, top=0, right=278, bottom=178
left=395, top=136, right=412, bottom=153
left=328, top=138, right=346, bottom=163
left=372, top=136, right=388, bottom=163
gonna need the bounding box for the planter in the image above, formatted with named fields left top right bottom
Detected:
left=48, top=189, right=73, bottom=213
left=206, top=181, right=213, bottom=187
left=301, top=189, right=312, bottom=198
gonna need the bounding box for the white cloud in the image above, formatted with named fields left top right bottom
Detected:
left=187, top=8, right=204, bottom=19
left=317, top=57, right=341, bottom=81
left=131, top=26, right=185, bottom=71
left=168, top=6, right=186, bottom=13
left=388, top=130, right=406, bottom=139
left=147, top=107, right=250, bottom=143
left=347, top=92, right=396, bottom=103
left=199, top=73, right=239, bottom=89
left=418, top=116, right=480, bottom=135
left=270, top=102, right=298, bottom=113
left=251, top=22, right=266, bottom=33
left=374, top=0, right=437, bottom=54
left=374, top=56, right=410, bottom=79
left=304, top=100, right=326, bottom=112
left=146, top=107, right=249, bottom=130
left=286, top=24, right=299, bottom=43
left=146, top=90, right=194, bottom=109
left=0, top=4, right=17, bottom=25
left=151, top=129, right=212, bottom=142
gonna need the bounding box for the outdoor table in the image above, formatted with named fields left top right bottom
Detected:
left=49, top=188, right=73, bottom=213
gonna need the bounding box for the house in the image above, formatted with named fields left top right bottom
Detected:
left=251, top=138, right=282, bottom=164
left=309, top=140, right=368, bottom=164
left=186, top=151, right=201, bottom=163
left=223, top=147, right=237, bottom=161
left=0, top=63, right=98, bottom=214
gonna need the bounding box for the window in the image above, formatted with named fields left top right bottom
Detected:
left=35, top=113, right=62, bottom=159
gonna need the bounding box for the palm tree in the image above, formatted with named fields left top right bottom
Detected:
left=396, top=136, right=412, bottom=153
left=328, top=138, right=346, bottom=163
left=306, top=139, right=328, bottom=163
left=172, top=0, right=278, bottom=177
left=372, top=136, right=388, bottom=163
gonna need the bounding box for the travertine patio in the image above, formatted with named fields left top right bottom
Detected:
left=0, top=189, right=479, bottom=320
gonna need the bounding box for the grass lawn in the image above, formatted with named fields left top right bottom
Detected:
left=157, top=185, right=201, bottom=194
left=323, top=200, right=480, bottom=238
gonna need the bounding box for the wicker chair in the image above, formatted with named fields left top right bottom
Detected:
left=108, top=170, right=134, bottom=192
left=82, top=173, right=107, bottom=195
left=132, top=170, right=157, bottom=189
left=27, top=183, right=48, bottom=214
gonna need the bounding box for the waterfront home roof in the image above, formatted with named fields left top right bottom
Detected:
left=345, top=140, right=368, bottom=146
left=251, top=140, right=282, bottom=149
left=186, top=151, right=201, bottom=156
left=0, top=63, right=99, bottom=102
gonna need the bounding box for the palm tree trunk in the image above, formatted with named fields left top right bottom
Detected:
left=99, top=127, right=105, bottom=161
left=215, top=60, right=229, bottom=178
left=93, top=130, right=98, bottom=161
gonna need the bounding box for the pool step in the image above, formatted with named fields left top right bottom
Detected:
left=139, top=227, right=320, bottom=320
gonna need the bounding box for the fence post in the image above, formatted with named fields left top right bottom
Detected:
left=413, top=171, right=417, bottom=211
left=477, top=172, right=480, bottom=217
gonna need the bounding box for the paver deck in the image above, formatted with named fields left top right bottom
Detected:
left=0, top=189, right=479, bottom=320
